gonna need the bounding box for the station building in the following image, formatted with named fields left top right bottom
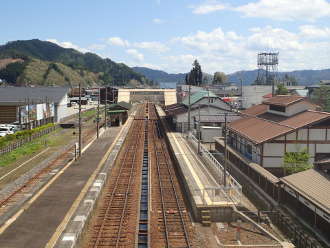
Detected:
left=107, top=101, right=132, bottom=126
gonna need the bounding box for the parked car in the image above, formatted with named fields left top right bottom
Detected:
left=0, top=125, right=14, bottom=136
left=6, top=124, right=20, bottom=132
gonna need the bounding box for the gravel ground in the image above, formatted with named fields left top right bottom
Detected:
left=214, top=222, right=281, bottom=246
left=0, top=141, right=74, bottom=202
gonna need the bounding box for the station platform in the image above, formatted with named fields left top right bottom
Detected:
left=156, top=106, right=242, bottom=222
left=0, top=121, right=131, bottom=248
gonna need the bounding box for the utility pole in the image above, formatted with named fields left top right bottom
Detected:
left=97, top=87, right=100, bottom=138
left=187, top=84, right=191, bottom=133
left=78, top=82, right=82, bottom=157
left=104, top=87, right=107, bottom=129
left=224, top=112, right=227, bottom=187
left=198, top=104, right=201, bottom=154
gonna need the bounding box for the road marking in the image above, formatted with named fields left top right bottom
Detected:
left=0, top=147, right=50, bottom=182
left=44, top=117, right=132, bottom=248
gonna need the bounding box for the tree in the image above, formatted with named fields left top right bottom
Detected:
left=213, top=71, right=227, bottom=85
left=186, top=60, right=202, bottom=86
left=311, top=85, right=330, bottom=112
left=276, top=84, right=289, bottom=95
left=283, top=148, right=312, bottom=175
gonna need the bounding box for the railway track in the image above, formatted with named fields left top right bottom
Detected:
left=0, top=120, right=103, bottom=216
left=148, top=103, right=194, bottom=248
left=84, top=103, right=194, bottom=248
left=87, top=105, right=145, bottom=248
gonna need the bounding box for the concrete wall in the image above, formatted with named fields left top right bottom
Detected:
left=241, top=85, right=272, bottom=109
left=200, top=126, right=222, bottom=143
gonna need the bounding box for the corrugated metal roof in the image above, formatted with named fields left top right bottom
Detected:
left=182, top=90, right=217, bottom=106
left=242, top=104, right=268, bottom=116
left=228, top=117, right=292, bottom=144
left=108, top=110, right=127, bottom=114
left=165, top=104, right=187, bottom=116
left=108, top=102, right=131, bottom=110
left=230, top=109, right=330, bottom=144
left=262, top=95, right=304, bottom=106
left=0, top=87, right=69, bottom=105
left=117, top=101, right=132, bottom=110
left=281, top=169, right=330, bottom=214
left=280, top=110, right=330, bottom=128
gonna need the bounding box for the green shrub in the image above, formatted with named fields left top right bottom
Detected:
left=0, top=123, right=55, bottom=148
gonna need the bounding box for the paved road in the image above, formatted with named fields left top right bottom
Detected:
left=0, top=126, right=121, bottom=248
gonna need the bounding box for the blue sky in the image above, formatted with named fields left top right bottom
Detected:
left=1, top=0, right=330, bottom=74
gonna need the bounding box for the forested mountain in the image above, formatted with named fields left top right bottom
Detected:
left=0, top=39, right=152, bottom=87
left=228, top=69, right=330, bottom=85
left=132, top=67, right=187, bottom=83
left=133, top=66, right=330, bottom=86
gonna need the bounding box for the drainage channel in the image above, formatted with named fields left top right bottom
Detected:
left=137, top=116, right=149, bottom=247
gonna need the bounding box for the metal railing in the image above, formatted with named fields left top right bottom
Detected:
left=189, top=134, right=242, bottom=204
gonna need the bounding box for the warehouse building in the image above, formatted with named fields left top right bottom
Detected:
left=0, top=87, right=70, bottom=128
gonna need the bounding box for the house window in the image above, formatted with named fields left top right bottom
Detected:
left=245, top=144, right=253, bottom=160
left=269, top=104, right=286, bottom=112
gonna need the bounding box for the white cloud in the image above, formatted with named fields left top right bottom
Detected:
left=126, top=49, right=144, bottom=62
left=172, top=26, right=330, bottom=73
left=235, top=0, right=330, bottom=21
left=106, top=36, right=168, bottom=53
left=299, top=25, right=330, bottom=39
left=174, top=28, right=243, bottom=54
left=247, top=26, right=303, bottom=51
left=153, top=18, right=164, bottom=24
left=46, top=39, right=89, bottom=53
left=191, top=2, right=227, bottom=14
left=107, top=37, right=130, bottom=47
left=133, top=41, right=169, bottom=53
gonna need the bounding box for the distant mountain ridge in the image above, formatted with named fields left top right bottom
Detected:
left=228, top=69, right=330, bottom=85
left=132, top=67, right=187, bottom=83
left=0, top=39, right=151, bottom=87
left=132, top=66, right=330, bottom=86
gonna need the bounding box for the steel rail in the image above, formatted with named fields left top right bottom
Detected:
left=91, top=106, right=145, bottom=248
left=150, top=104, right=192, bottom=248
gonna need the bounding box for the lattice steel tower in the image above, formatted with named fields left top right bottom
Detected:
left=255, top=52, right=279, bottom=95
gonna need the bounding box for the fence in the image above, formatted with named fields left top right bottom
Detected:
left=0, top=125, right=57, bottom=156
left=189, top=134, right=242, bottom=205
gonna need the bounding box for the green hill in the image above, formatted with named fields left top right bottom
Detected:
left=0, top=39, right=152, bottom=87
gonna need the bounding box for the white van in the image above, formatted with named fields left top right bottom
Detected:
left=0, top=126, right=14, bottom=137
